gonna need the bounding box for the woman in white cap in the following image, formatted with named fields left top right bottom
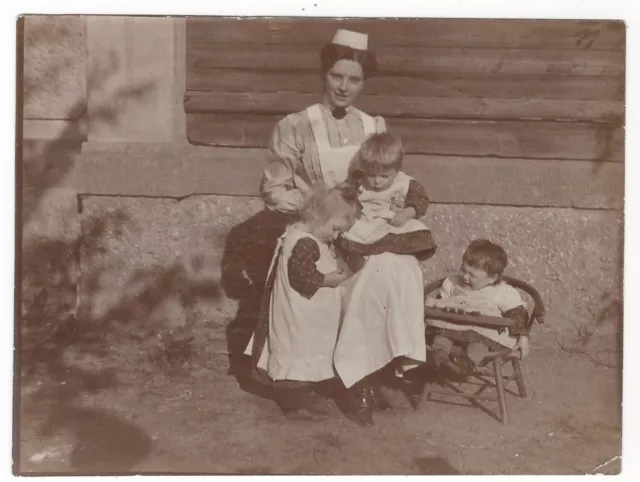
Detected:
left=250, top=29, right=426, bottom=427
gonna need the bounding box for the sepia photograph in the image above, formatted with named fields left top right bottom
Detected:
left=13, top=8, right=626, bottom=476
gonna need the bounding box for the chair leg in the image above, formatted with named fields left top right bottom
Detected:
left=511, top=358, right=527, bottom=398
left=414, top=380, right=429, bottom=410
left=493, top=359, right=509, bottom=425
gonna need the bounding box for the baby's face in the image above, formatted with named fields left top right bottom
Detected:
left=364, top=166, right=398, bottom=192
left=459, top=262, right=498, bottom=291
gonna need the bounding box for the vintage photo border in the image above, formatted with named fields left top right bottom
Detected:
left=3, top=0, right=637, bottom=480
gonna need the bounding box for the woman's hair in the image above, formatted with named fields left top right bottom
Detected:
left=462, top=239, right=509, bottom=277
left=300, top=183, right=361, bottom=227
left=320, top=44, right=377, bottom=78
left=352, top=132, right=405, bottom=173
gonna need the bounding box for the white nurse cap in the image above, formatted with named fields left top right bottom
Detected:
left=332, top=29, right=368, bottom=51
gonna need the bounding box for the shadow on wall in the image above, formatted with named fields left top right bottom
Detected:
left=22, top=45, right=155, bottom=222
left=18, top=21, right=220, bottom=474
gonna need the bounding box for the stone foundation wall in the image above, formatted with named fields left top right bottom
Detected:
left=76, top=195, right=622, bottom=339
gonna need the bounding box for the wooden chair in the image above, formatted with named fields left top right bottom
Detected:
left=415, top=276, right=545, bottom=424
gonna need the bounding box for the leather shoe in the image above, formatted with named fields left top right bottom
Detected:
left=369, top=384, right=392, bottom=412
left=347, top=383, right=374, bottom=427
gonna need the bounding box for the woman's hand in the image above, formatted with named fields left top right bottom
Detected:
left=514, top=335, right=530, bottom=359
left=323, top=268, right=353, bottom=288
left=389, top=207, right=416, bottom=227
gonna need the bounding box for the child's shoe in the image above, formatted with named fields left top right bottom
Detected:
left=452, top=354, right=476, bottom=378
left=431, top=348, right=450, bottom=368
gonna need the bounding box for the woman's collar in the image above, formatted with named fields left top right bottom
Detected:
left=320, top=99, right=355, bottom=117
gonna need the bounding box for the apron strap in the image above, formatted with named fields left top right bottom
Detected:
left=355, top=108, right=377, bottom=137
left=251, top=237, right=284, bottom=365
left=306, top=104, right=331, bottom=150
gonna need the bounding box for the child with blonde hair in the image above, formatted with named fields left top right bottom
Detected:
left=338, top=132, right=436, bottom=260
left=245, top=184, right=361, bottom=421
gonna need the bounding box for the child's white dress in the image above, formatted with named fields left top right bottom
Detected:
left=344, top=171, right=430, bottom=245
left=425, top=276, right=526, bottom=348
left=245, top=225, right=343, bottom=382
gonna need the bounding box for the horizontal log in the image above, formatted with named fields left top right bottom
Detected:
left=187, top=44, right=625, bottom=77
left=186, top=113, right=624, bottom=161
left=402, top=155, right=624, bottom=209
left=184, top=91, right=623, bottom=122
left=187, top=18, right=625, bottom=50
left=71, top=144, right=623, bottom=209
left=187, top=69, right=625, bottom=101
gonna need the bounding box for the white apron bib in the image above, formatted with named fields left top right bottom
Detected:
left=306, top=104, right=376, bottom=188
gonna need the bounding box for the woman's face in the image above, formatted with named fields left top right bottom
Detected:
left=323, top=59, right=365, bottom=109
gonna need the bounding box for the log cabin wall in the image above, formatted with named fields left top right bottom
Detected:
left=184, top=18, right=625, bottom=209
left=20, top=16, right=624, bottom=336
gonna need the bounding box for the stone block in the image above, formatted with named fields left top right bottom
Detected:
left=23, top=15, right=86, bottom=120
left=84, top=16, right=183, bottom=143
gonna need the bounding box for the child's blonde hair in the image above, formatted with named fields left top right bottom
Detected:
left=352, top=132, right=405, bottom=173
left=300, top=183, right=360, bottom=228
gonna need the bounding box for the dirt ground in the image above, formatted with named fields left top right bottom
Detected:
left=16, top=320, right=621, bottom=476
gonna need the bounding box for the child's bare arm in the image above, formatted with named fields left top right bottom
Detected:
left=389, top=207, right=416, bottom=227
left=503, top=305, right=530, bottom=357
left=322, top=268, right=352, bottom=287
left=513, top=335, right=530, bottom=358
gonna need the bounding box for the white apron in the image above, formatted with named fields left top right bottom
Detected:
left=307, top=106, right=425, bottom=388
left=335, top=252, right=427, bottom=387
left=344, top=171, right=431, bottom=244
left=245, top=226, right=343, bottom=382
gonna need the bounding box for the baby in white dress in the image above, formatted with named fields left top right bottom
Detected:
left=342, top=132, right=433, bottom=249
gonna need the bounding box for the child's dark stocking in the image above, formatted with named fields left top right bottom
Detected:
left=431, top=335, right=453, bottom=367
